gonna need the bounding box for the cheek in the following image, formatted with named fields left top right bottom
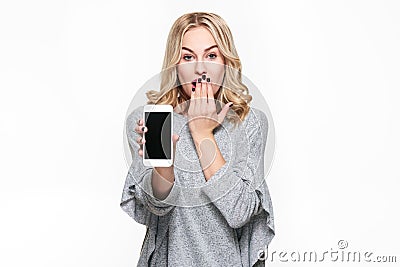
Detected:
left=177, top=65, right=189, bottom=78
left=209, top=66, right=225, bottom=85
left=177, top=64, right=195, bottom=84
left=176, top=66, right=192, bottom=97
left=210, top=67, right=225, bottom=94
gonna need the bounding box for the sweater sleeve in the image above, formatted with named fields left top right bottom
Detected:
left=120, top=106, right=177, bottom=224
left=201, top=108, right=275, bottom=267
left=200, top=108, right=275, bottom=230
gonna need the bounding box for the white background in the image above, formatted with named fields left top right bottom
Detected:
left=0, top=1, right=399, bottom=266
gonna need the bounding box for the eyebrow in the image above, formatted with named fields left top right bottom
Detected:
left=181, top=45, right=218, bottom=54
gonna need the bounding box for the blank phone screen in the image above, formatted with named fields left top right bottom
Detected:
left=144, top=112, right=172, bottom=159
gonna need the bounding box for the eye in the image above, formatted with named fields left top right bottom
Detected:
left=208, top=53, right=217, bottom=59
left=183, top=55, right=193, bottom=61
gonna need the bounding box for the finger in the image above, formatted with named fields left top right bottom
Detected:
left=193, top=77, right=202, bottom=114
left=138, top=149, right=143, bottom=157
left=173, top=134, right=180, bottom=141
left=200, top=75, right=207, bottom=99
left=172, top=134, right=179, bottom=151
left=195, top=77, right=202, bottom=99
left=197, top=76, right=208, bottom=116
left=136, top=136, right=146, bottom=145
left=189, top=82, right=196, bottom=115
left=206, top=77, right=216, bottom=109
left=135, top=124, right=147, bottom=134
left=217, top=102, right=233, bottom=124
left=135, top=119, right=144, bottom=134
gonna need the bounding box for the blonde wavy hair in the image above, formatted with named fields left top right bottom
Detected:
left=146, top=12, right=252, bottom=126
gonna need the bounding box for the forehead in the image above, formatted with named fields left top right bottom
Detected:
left=181, top=26, right=217, bottom=49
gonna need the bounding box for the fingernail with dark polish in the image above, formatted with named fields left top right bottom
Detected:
left=229, top=103, right=233, bottom=107
left=192, top=88, right=195, bottom=92
left=142, top=127, right=145, bottom=131
left=206, top=77, right=210, bottom=82
left=198, top=78, right=201, bottom=83
left=202, top=74, right=206, bottom=80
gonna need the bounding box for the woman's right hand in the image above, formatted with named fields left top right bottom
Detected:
left=135, top=119, right=147, bottom=157
left=134, top=118, right=180, bottom=160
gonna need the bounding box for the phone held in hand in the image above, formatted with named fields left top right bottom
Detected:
left=143, top=105, right=173, bottom=167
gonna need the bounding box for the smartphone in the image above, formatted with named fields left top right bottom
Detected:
left=143, top=104, right=173, bottom=167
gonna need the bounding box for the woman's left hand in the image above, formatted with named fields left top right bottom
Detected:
left=187, top=76, right=233, bottom=139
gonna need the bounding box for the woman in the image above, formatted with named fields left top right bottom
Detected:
left=120, top=12, right=275, bottom=267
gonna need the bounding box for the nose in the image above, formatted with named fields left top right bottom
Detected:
left=194, top=60, right=207, bottom=76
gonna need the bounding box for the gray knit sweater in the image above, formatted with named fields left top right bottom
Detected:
left=120, top=105, right=275, bottom=267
